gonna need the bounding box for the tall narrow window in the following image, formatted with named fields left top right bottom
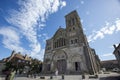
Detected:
left=72, top=18, right=75, bottom=25
left=73, top=27, right=75, bottom=30
left=68, top=20, right=71, bottom=26
left=75, top=39, right=78, bottom=43
left=58, top=39, right=60, bottom=47
left=64, top=39, right=66, bottom=45
left=71, top=40, right=73, bottom=44
left=55, top=42, right=57, bottom=48
left=69, top=29, right=71, bottom=32
left=61, top=38, right=63, bottom=46
left=47, top=64, right=51, bottom=71
left=60, top=38, right=62, bottom=47
left=57, top=41, right=58, bottom=48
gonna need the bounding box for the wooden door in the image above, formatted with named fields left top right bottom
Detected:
left=57, top=59, right=66, bottom=74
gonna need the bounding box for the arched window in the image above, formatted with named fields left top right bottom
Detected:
left=64, top=38, right=66, bottom=45
left=68, top=20, right=71, bottom=26
left=75, top=39, right=78, bottom=43
left=69, top=29, right=71, bottom=32
left=55, top=42, right=57, bottom=48
left=72, top=18, right=75, bottom=25
left=71, top=40, right=73, bottom=44
left=57, top=40, right=59, bottom=47
left=54, top=38, right=66, bottom=48
left=62, top=38, right=63, bottom=46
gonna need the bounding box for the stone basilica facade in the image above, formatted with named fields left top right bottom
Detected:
left=43, top=10, right=100, bottom=75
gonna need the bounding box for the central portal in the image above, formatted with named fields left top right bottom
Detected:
left=53, top=50, right=67, bottom=74
left=57, top=59, right=66, bottom=74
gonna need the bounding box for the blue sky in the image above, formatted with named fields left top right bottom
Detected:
left=0, top=0, right=120, bottom=61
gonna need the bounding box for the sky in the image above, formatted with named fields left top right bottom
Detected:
left=0, top=0, right=120, bottom=61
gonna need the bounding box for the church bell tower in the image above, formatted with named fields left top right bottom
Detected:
left=65, top=10, right=88, bottom=46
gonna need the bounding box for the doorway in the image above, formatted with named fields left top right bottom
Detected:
left=75, top=62, right=81, bottom=71
left=57, top=59, right=66, bottom=74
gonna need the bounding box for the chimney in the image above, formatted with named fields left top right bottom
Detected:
left=113, top=44, right=116, bottom=49
left=18, top=52, right=21, bottom=54
left=12, top=50, right=15, bottom=54
left=11, top=50, right=15, bottom=56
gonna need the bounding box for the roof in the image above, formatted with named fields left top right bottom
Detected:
left=2, top=57, right=10, bottom=62
left=52, top=27, right=65, bottom=38
left=101, top=60, right=118, bottom=64
left=0, top=60, right=4, bottom=63
left=65, top=10, right=78, bottom=18
left=14, top=54, right=25, bottom=60
left=3, top=52, right=32, bottom=62
left=1, top=51, right=42, bottom=64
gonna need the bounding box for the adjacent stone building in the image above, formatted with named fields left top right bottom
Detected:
left=2, top=51, right=42, bottom=74
left=3, top=50, right=32, bottom=63
left=0, top=60, right=5, bottom=74
left=43, top=10, right=100, bottom=75
left=113, top=44, right=120, bottom=67
left=101, top=60, right=119, bottom=71
left=2, top=51, right=32, bottom=74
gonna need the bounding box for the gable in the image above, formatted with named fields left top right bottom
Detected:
left=53, top=28, right=66, bottom=39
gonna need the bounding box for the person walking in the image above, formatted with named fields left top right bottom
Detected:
left=8, top=69, right=16, bottom=80
left=5, top=70, right=10, bottom=80
left=55, top=69, right=58, bottom=77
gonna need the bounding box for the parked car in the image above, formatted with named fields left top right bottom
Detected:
left=112, top=68, right=120, bottom=72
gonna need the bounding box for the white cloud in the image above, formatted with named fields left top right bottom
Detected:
left=83, top=28, right=86, bottom=31
left=81, top=19, right=84, bottom=23
left=101, top=53, right=113, bottom=57
left=38, top=33, right=49, bottom=43
left=0, top=27, right=25, bottom=52
left=88, top=18, right=120, bottom=42
left=31, top=48, right=45, bottom=61
left=80, top=0, right=84, bottom=4
left=60, top=1, right=66, bottom=9
left=100, top=53, right=115, bottom=60
left=0, top=27, right=19, bottom=44
left=0, top=0, right=66, bottom=60
left=42, top=33, right=49, bottom=42
left=115, top=18, right=120, bottom=31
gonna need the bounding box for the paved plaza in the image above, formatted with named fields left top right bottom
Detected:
left=0, top=72, right=120, bottom=80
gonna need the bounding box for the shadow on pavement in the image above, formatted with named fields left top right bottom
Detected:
left=100, top=76, right=120, bottom=80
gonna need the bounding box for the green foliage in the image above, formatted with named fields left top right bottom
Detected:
left=4, top=58, right=43, bottom=74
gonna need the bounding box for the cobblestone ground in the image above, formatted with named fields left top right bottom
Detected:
left=0, top=75, right=93, bottom=80
left=0, top=72, right=120, bottom=80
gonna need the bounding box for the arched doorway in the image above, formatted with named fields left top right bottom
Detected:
left=53, top=50, right=67, bottom=74
left=57, top=59, right=66, bottom=74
